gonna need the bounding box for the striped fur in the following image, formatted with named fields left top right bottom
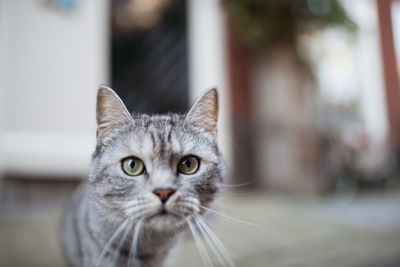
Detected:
left=62, top=87, right=225, bottom=267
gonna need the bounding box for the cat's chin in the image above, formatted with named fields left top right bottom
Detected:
left=145, top=212, right=188, bottom=232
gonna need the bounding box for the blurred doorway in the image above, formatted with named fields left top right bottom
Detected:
left=111, top=0, right=189, bottom=114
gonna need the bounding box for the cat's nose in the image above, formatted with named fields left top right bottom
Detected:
left=152, top=188, right=176, bottom=204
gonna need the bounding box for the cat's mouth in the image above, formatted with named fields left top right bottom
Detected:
left=145, top=210, right=181, bottom=228
left=148, top=206, right=182, bottom=220
left=160, top=208, right=168, bottom=215
left=143, top=209, right=188, bottom=231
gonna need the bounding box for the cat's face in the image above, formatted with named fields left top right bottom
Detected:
left=89, top=87, right=224, bottom=232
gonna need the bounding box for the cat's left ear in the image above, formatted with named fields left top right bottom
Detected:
left=186, top=88, right=218, bottom=135
left=96, top=86, right=132, bottom=143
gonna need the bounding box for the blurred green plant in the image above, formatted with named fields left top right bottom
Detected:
left=227, top=0, right=356, bottom=49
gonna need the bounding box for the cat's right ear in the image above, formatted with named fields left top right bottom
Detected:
left=186, top=88, right=218, bottom=136
left=96, top=86, right=132, bottom=143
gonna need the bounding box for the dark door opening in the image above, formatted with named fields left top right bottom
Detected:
left=111, top=0, right=189, bottom=114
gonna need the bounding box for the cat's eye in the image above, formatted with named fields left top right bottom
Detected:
left=178, top=155, right=199, bottom=175
left=122, top=157, right=145, bottom=176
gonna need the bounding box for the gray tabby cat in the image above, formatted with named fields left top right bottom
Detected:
left=62, top=86, right=226, bottom=267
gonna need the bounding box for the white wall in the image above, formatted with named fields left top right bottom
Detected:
left=309, top=0, right=388, bottom=144
left=0, top=0, right=231, bottom=178
left=0, top=0, right=109, bottom=177
left=351, top=0, right=388, bottom=143
left=187, top=0, right=232, bottom=175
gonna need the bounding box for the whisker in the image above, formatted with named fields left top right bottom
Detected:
left=111, top=218, right=135, bottom=266
left=124, top=200, right=153, bottom=212
left=186, top=218, right=213, bottom=267
left=179, top=195, right=199, bottom=204
left=127, top=218, right=143, bottom=267
left=125, top=206, right=148, bottom=216
left=200, top=206, right=264, bottom=228
left=219, top=182, right=253, bottom=188
left=96, top=217, right=132, bottom=267
left=195, top=219, right=225, bottom=267
left=197, top=218, right=236, bottom=267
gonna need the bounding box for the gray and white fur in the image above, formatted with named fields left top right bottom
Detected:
left=62, top=87, right=225, bottom=267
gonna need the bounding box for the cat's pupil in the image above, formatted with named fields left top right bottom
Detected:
left=184, top=159, right=191, bottom=168
left=129, top=160, right=135, bottom=169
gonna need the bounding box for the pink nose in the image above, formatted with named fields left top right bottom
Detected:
left=153, top=188, right=176, bottom=203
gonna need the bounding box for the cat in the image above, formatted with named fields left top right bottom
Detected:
left=62, top=86, right=226, bottom=267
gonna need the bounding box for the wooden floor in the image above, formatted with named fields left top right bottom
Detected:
left=1, top=179, right=400, bottom=267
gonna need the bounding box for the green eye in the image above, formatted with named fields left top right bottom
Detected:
left=122, top=157, right=145, bottom=176
left=178, top=155, right=199, bottom=175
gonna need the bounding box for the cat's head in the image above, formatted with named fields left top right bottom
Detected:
left=89, top=87, right=224, bottom=232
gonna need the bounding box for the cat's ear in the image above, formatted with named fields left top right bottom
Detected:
left=186, top=88, right=218, bottom=135
left=96, top=86, right=132, bottom=142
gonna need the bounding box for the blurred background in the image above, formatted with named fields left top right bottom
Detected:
left=1, top=0, right=400, bottom=266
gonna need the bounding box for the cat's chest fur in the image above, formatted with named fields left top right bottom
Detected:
left=62, top=87, right=224, bottom=267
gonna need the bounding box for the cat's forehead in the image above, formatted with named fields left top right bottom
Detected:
left=133, top=113, right=182, bottom=130
left=131, top=114, right=189, bottom=142
left=114, top=114, right=188, bottom=149
left=109, top=113, right=217, bottom=162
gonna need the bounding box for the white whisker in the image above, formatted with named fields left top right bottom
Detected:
left=124, top=199, right=151, bottom=210
left=180, top=196, right=200, bottom=204
left=125, top=206, right=147, bottom=216
left=127, top=218, right=143, bottom=267
left=110, top=217, right=136, bottom=266
left=200, top=206, right=264, bottom=228
left=96, top=217, right=132, bottom=267
left=219, top=182, right=253, bottom=188
left=195, top=219, right=226, bottom=267
left=197, top=218, right=236, bottom=267
left=186, top=218, right=213, bottom=267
